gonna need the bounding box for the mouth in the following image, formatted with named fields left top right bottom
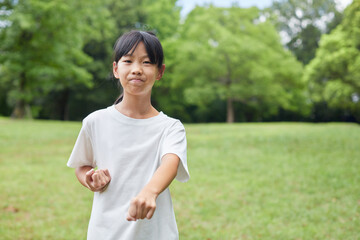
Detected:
left=129, top=79, right=144, bottom=83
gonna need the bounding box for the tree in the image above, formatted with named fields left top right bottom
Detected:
left=139, top=0, right=180, bottom=39
left=172, top=6, right=306, bottom=123
left=303, top=0, right=360, bottom=122
left=269, top=0, right=343, bottom=64
left=0, top=0, right=111, bottom=119
left=64, top=0, right=182, bottom=121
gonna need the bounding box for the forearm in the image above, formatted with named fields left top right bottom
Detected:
left=127, top=153, right=180, bottom=221
left=75, top=166, right=93, bottom=189
left=142, top=153, right=180, bottom=197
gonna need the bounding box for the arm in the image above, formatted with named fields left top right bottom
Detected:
left=127, top=153, right=180, bottom=221
left=75, top=166, right=111, bottom=192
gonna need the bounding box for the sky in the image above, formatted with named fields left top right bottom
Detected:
left=177, top=0, right=273, bottom=16
left=177, top=0, right=353, bottom=17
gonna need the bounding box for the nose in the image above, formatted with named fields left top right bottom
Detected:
left=131, top=62, right=143, bottom=75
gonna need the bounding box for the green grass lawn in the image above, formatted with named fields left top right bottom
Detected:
left=0, top=117, right=359, bottom=239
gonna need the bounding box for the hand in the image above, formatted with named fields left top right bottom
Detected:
left=127, top=190, right=157, bottom=221
left=85, top=168, right=111, bottom=192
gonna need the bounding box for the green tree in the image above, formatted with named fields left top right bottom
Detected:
left=140, top=0, right=180, bottom=39
left=0, top=0, right=111, bottom=119
left=64, top=0, right=182, bottom=121
left=303, top=0, right=360, bottom=122
left=269, top=0, right=343, bottom=64
left=172, top=6, right=306, bottom=123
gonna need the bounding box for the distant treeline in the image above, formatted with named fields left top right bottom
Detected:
left=0, top=0, right=359, bottom=123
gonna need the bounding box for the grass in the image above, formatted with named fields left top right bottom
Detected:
left=0, top=117, right=359, bottom=239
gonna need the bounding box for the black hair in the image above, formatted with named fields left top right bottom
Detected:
left=113, top=31, right=164, bottom=104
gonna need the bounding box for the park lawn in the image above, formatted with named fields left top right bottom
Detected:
left=0, top=117, right=359, bottom=239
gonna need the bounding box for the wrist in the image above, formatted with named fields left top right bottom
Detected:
left=141, top=186, right=160, bottom=199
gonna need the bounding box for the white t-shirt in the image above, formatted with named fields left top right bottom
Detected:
left=67, top=105, right=189, bottom=240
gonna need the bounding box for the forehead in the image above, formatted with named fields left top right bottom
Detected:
left=124, top=41, right=148, bottom=57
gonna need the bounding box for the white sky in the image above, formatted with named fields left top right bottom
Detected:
left=334, top=0, right=352, bottom=11
left=177, top=0, right=273, bottom=16
left=177, top=0, right=353, bottom=17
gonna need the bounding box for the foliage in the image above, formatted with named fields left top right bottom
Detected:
left=303, top=0, right=360, bottom=121
left=140, top=0, right=180, bottom=39
left=0, top=0, right=113, bottom=118
left=172, top=6, right=307, bottom=122
left=269, top=0, right=343, bottom=64
left=0, top=1, right=358, bottom=122
left=1, top=118, right=359, bottom=239
left=48, top=0, right=141, bottom=120
left=57, top=0, right=183, bottom=121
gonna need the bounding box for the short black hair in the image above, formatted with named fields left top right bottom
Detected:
left=113, top=31, right=164, bottom=69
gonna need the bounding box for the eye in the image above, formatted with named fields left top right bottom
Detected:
left=143, top=61, right=152, bottom=64
left=120, top=57, right=132, bottom=63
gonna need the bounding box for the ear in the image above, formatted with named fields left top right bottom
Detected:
left=156, top=64, right=166, bottom=80
left=113, top=61, right=119, bottom=79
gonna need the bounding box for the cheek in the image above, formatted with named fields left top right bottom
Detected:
left=146, top=69, right=159, bottom=78
left=115, top=68, right=127, bottom=79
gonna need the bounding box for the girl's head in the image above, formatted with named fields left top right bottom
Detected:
left=113, top=31, right=164, bottom=70
left=112, top=31, right=165, bottom=104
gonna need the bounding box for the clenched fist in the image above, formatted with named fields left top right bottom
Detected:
left=85, top=168, right=111, bottom=192
left=127, top=190, right=157, bottom=221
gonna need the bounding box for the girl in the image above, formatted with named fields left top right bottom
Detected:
left=67, top=30, right=189, bottom=240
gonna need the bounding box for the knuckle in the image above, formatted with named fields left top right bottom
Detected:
left=139, top=199, right=146, bottom=206
left=146, top=201, right=153, bottom=208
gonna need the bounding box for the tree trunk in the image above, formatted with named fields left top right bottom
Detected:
left=227, top=97, right=234, bottom=123
left=59, top=88, right=70, bottom=121
left=224, top=54, right=234, bottom=123
left=11, top=75, right=32, bottom=119
left=11, top=99, right=26, bottom=118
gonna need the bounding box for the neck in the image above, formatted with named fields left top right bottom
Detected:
left=115, top=93, right=158, bottom=119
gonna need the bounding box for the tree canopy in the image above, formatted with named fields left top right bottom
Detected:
left=172, top=6, right=306, bottom=122
left=269, top=0, right=343, bottom=64
left=304, top=0, right=360, bottom=121
left=0, top=0, right=112, bottom=118
left=0, top=0, right=357, bottom=123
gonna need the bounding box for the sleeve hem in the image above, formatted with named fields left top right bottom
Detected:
left=67, top=162, right=96, bottom=169
left=161, top=152, right=190, bottom=183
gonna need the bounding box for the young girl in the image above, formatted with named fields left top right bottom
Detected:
left=67, top=30, right=189, bottom=240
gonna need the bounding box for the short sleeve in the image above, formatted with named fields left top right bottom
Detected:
left=67, top=120, right=96, bottom=168
left=161, top=121, right=189, bottom=182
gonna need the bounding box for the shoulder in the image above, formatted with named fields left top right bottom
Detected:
left=82, top=107, right=111, bottom=127
left=161, top=113, right=185, bottom=130
left=160, top=114, right=186, bottom=137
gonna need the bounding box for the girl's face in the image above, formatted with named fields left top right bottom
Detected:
left=113, top=41, right=165, bottom=99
